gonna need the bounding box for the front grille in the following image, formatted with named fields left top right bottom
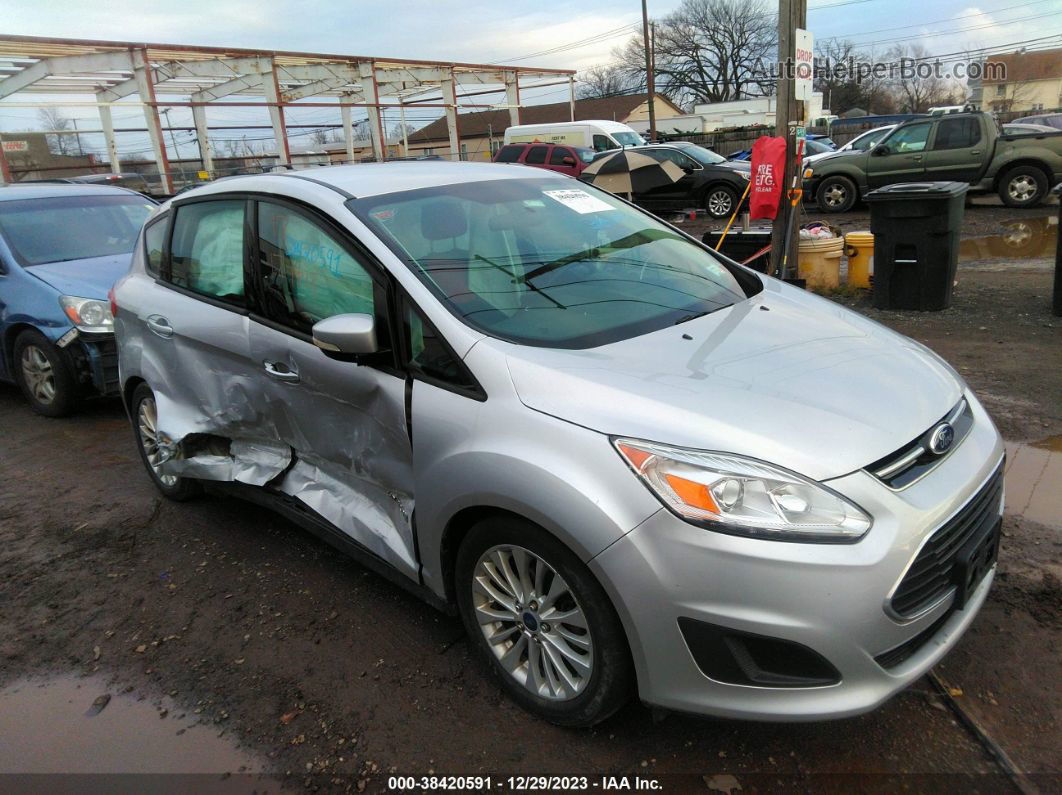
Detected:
left=868, top=398, right=974, bottom=489
left=889, top=464, right=1003, bottom=619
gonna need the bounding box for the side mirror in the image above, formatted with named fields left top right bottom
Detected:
left=312, top=313, right=377, bottom=359
left=562, top=157, right=576, bottom=166
left=872, top=145, right=890, bottom=156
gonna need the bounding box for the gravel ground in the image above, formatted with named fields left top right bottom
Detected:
left=0, top=204, right=1059, bottom=792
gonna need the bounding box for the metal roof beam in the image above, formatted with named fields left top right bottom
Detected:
left=191, top=73, right=265, bottom=102
left=0, top=50, right=133, bottom=97
left=281, top=77, right=359, bottom=101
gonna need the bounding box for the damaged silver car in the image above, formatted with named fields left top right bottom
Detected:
left=114, top=162, right=1003, bottom=727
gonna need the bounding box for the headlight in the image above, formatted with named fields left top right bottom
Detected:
left=59, top=295, right=114, bottom=333
left=613, top=438, right=871, bottom=542
left=803, top=167, right=814, bottom=179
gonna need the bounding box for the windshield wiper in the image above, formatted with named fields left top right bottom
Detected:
left=473, top=254, right=567, bottom=309
left=520, top=228, right=682, bottom=284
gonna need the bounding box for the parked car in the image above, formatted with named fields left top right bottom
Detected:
left=21, top=172, right=153, bottom=195
left=114, top=162, right=1003, bottom=726
left=591, top=142, right=751, bottom=218
left=503, top=120, right=642, bottom=152
left=727, top=134, right=835, bottom=162
left=493, top=142, right=596, bottom=177
left=804, top=125, right=897, bottom=166
left=804, top=111, right=1062, bottom=212
left=0, top=184, right=157, bottom=415
left=1002, top=122, right=1060, bottom=136
left=1012, top=112, right=1062, bottom=131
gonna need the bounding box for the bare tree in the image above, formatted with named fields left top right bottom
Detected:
left=615, top=0, right=775, bottom=107
left=310, top=128, right=330, bottom=146
left=37, top=107, right=73, bottom=155
left=884, top=43, right=958, bottom=113
left=577, top=64, right=638, bottom=99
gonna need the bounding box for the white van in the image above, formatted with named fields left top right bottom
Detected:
left=503, top=120, right=643, bottom=152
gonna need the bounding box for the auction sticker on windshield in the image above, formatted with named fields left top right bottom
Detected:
left=543, top=189, right=614, bottom=214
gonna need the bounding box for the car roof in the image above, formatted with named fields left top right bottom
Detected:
left=184, top=161, right=559, bottom=200
left=0, top=182, right=144, bottom=201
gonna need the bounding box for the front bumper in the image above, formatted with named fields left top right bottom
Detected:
left=589, top=393, right=1004, bottom=721
left=68, top=332, right=120, bottom=397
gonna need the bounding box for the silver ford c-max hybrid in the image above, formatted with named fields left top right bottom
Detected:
left=114, top=162, right=1003, bottom=726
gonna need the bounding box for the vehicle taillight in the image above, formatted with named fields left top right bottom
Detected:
left=108, top=287, right=118, bottom=318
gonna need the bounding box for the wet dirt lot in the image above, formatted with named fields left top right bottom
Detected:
left=0, top=204, right=1060, bottom=792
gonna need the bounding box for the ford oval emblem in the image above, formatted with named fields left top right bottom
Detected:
left=928, top=423, right=955, bottom=455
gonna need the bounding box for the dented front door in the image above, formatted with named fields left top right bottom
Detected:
left=246, top=199, right=417, bottom=580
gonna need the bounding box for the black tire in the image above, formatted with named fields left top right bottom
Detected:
left=704, top=184, right=739, bottom=219
left=130, top=383, right=199, bottom=501
left=816, top=175, right=858, bottom=213
left=455, top=516, right=633, bottom=727
left=12, top=330, right=78, bottom=417
left=997, top=165, right=1048, bottom=208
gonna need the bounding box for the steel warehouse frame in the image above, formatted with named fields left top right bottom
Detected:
left=0, top=34, right=577, bottom=192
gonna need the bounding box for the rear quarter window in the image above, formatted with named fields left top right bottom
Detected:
left=495, top=145, right=524, bottom=163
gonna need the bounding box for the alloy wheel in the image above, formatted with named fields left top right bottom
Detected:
left=1007, top=175, right=1037, bottom=202
left=137, top=396, right=178, bottom=487
left=472, top=545, right=593, bottom=701
left=20, top=345, right=56, bottom=405
left=823, top=184, right=848, bottom=208
left=708, top=190, right=733, bottom=217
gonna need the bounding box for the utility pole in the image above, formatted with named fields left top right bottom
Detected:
left=641, top=0, right=657, bottom=142
left=770, top=0, right=808, bottom=278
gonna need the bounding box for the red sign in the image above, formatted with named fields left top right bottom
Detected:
left=749, top=136, right=786, bottom=220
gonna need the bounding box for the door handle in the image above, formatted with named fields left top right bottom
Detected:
left=263, top=360, right=300, bottom=383
left=912, top=154, right=923, bottom=161
left=971, top=150, right=981, bottom=156
left=146, top=315, right=173, bottom=338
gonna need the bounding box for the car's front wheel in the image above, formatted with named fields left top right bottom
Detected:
left=13, top=330, right=78, bottom=417
left=131, top=383, right=199, bottom=501
left=704, top=184, right=739, bottom=218
left=456, top=516, right=633, bottom=727
left=816, top=175, right=858, bottom=213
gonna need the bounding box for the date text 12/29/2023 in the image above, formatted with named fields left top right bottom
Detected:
left=387, top=776, right=664, bottom=791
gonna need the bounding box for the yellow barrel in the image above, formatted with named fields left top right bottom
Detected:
left=797, top=236, right=844, bottom=290
left=844, top=231, right=875, bottom=288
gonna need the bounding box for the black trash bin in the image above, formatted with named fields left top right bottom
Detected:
left=702, top=227, right=773, bottom=272
left=864, top=181, right=968, bottom=310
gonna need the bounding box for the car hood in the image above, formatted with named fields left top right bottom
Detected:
left=26, top=254, right=132, bottom=299
left=503, top=283, right=962, bottom=482
left=717, top=160, right=751, bottom=174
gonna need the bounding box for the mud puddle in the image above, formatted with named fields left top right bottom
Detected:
left=1004, top=435, right=1062, bottom=526
left=0, top=674, right=267, bottom=775
left=960, top=216, right=1058, bottom=264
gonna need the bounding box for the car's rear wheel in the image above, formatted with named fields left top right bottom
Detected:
left=997, top=165, right=1048, bottom=208
left=816, top=175, right=857, bottom=213
left=704, top=184, right=739, bottom=219
left=13, top=330, right=78, bottom=417
left=456, top=516, right=633, bottom=727
left=131, top=383, right=199, bottom=501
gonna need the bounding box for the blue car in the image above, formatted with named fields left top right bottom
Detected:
left=0, top=184, right=157, bottom=416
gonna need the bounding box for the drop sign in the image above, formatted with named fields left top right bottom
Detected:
left=795, top=29, right=814, bottom=101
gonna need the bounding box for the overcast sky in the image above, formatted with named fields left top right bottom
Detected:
left=0, top=0, right=1058, bottom=156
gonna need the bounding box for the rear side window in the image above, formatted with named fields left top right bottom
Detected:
left=495, top=145, right=524, bottom=163
left=143, top=216, right=167, bottom=277
left=932, top=117, right=981, bottom=150
left=168, top=200, right=245, bottom=303
left=256, top=202, right=378, bottom=335
left=525, top=146, right=548, bottom=164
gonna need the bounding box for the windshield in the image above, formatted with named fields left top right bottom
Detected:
left=673, top=143, right=726, bottom=165
left=613, top=131, right=643, bottom=147
left=803, top=138, right=832, bottom=155
left=850, top=128, right=891, bottom=150
left=0, top=194, right=155, bottom=266
left=351, top=178, right=750, bottom=349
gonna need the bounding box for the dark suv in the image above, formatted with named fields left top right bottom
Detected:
left=613, top=142, right=751, bottom=218
left=493, top=143, right=596, bottom=177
